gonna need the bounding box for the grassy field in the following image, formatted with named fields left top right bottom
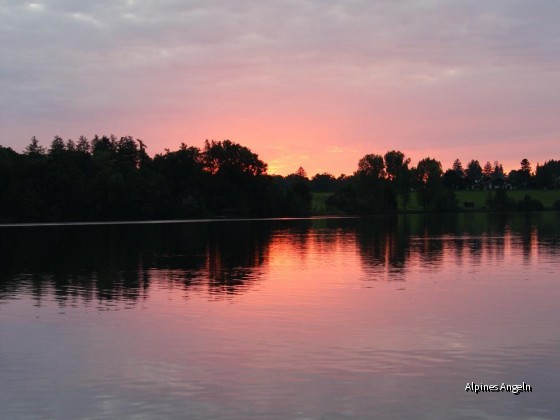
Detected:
left=313, top=189, right=560, bottom=214
left=455, top=190, right=560, bottom=210
left=399, top=189, right=560, bottom=211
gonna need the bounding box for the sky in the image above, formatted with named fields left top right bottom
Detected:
left=1, top=0, right=559, bottom=176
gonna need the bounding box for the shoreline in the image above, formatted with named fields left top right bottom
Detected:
left=1, top=209, right=558, bottom=228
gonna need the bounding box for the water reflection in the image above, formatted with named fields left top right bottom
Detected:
left=1, top=213, right=559, bottom=307
left=1, top=213, right=560, bottom=419
left=0, top=222, right=276, bottom=306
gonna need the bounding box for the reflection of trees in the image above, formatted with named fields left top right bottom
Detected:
left=1, top=213, right=558, bottom=305
left=270, top=221, right=313, bottom=264
left=353, top=216, right=410, bottom=280
left=203, top=222, right=272, bottom=297
left=0, top=221, right=273, bottom=307
left=353, top=213, right=560, bottom=281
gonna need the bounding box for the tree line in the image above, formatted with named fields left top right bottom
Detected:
left=326, top=154, right=560, bottom=214
left=0, top=135, right=558, bottom=222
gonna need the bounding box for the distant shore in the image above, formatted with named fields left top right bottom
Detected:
left=311, top=190, right=560, bottom=215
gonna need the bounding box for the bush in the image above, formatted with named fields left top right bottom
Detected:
left=486, top=189, right=515, bottom=211
left=516, top=194, right=544, bottom=211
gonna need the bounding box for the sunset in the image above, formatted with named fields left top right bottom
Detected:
left=2, top=1, right=559, bottom=175
left=1, top=2, right=560, bottom=419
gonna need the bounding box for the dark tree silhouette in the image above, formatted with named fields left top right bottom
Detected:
left=415, top=158, right=457, bottom=212
left=518, top=158, right=532, bottom=187
left=327, top=152, right=396, bottom=214
left=49, top=136, right=65, bottom=155
left=310, top=173, right=337, bottom=193
left=1, top=136, right=556, bottom=222
left=25, top=136, right=46, bottom=156
left=482, top=161, right=493, bottom=180
left=384, top=150, right=409, bottom=181
left=442, top=169, right=463, bottom=189
left=535, top=160, right=560, bottom=189
left=295, top=166, right=308, bottom=179
left=466, top=160, right=482, bottom=188
left=520, top=158, right=531, bottom=173
left=452, top=158, right=464, bottom=177
left=357, top=154, right=385, bottom=179
left=202, top=139, right=267, bottom=176
left=384, top=150, right=411, bottom=211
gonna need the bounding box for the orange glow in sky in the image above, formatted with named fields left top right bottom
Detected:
left=1, top=2, right=558, bottom=176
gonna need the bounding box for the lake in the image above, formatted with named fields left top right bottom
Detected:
left=1, top=213, right=559, bottom=419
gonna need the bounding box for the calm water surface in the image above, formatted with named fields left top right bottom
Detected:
left=1, top=213, right=559, bottom=419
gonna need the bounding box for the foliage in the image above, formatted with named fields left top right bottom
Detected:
left=356, top=154, right=385, bottom=179
left=442, top=169, right=463, bottom=189
left=465, top=159, right=482, bottom=186
left=0, top=136, right=306, bottom=222
left=384, top=150, right=409, bottom=181
left=283, top=168, right=312, bottom=216
left=384, top=150, right=411, bottom=211
left=516, top=195, right=544, bottom=212
left=452, top=158, right=464, bottom=176
left=25, top=136, right=46, bottom=156
left=413, top=157, right=456, bottom=212
left=202, top=139, right=267, bottom=177
left=310, top=173, right=337, bottom=193
left=1, top=136, right=556, bottom=222
left=482, top=161, right=493, bottom=180
left=486, top=189, right=516, bottom=211
left=535, top=160, right=560, bottom=189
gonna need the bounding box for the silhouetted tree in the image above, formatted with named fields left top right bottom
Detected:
left=49, top=136, right=65, bottom=155
left=153, top=143, right=205, bottom=217
left=310, top=173, right=337, bottom=192
left=520, top=158, right=531, bottom=173
left=66, top=139, right=76, bottom=151
left=452, top=158, right=464, bottom=177
left=295, top=166, right=308, bottom=179
left=202, top=139, right=267, bottom=176
left=92, top=135, right=116, bottom=155
left=482, top=161, right=493, bottom=180
left=1, top=135, right=553, bottom=222
left=328, top=152, right=396, bottom=214
left=384, top=150, right=411, bottom=211
left=357, top=154, right=385, bottom=179
left=0, top=146, right=20, bottom=221
left=508, top=169, right=523, bottom=188
left=286, top=175, right=311, bottom=216
left=492, top=161, right=505, bottom=181
left=416, top=158, right=442, bottom=184
left=518, top=158, right=532, bottom=187
left=442, top=169, right=463, bottom=189
left=76, top=135, right=90, bottom=153
left=384, top=150, right=408, bottom=181
left=25, top=136, right=46, bottom=156
left=200, top=140, right=273, bottom=216
left=535, top=160, right=560, bottom=189
left=466, top=159, right=482, bottom=188
left=415, top=157, right=456, bottom=212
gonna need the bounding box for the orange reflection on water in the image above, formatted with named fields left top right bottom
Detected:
left=2, top=214, right=560, bottom=418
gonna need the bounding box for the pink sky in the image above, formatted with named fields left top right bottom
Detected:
left=1, top=1, right=558, bottom=175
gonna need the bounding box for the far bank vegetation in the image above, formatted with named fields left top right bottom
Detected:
left=1, top=136, right=559, bottom=222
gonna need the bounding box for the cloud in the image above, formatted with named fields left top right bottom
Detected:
left=1, top=0, right=559, bottom=174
